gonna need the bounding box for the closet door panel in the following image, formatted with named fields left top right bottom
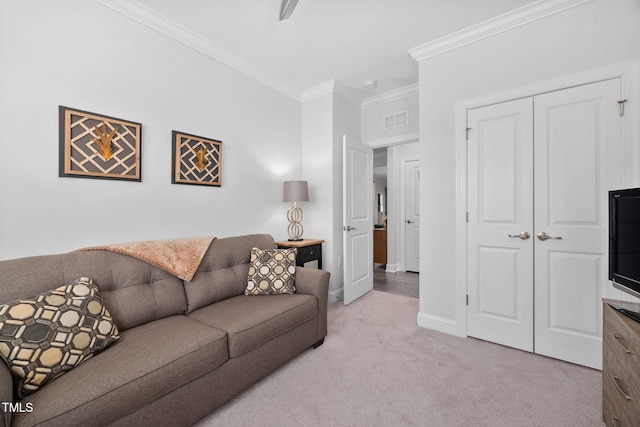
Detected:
left=546, top=102, right=599, bottom=224
left=534, top=78, right=622, bottom=369
left=547, top=252, right=601, bottom=334
left=467, top=98, right=534, bottom=352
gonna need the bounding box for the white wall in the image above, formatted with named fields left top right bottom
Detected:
left=362, top=91, right=419, bottom=145
left=301, top=93, right=337, bottom=296
left=417, top=0, right=640, bottom=332
left=0, top=1, right=302, bottom=259
left=302, top=88, right=361, bottom=302
left=361, top=86, right=420, bottom=272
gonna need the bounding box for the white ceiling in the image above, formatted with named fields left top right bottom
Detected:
left=120, top=0, right=538, bottom=102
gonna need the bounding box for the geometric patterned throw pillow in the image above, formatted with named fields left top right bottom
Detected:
left=0, top=277, right=121, bottom=397
left=245, top=247, right=297, bottom=295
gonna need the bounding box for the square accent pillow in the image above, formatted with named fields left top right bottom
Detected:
left=245, top=247, right=297, bottom=295
left=0, top=277, right=121, bottom=397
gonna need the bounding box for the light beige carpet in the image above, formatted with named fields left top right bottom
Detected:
left=196, top=290, right=603, bottom=427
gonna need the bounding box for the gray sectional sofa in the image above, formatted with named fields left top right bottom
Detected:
left=0, top=234, right=329, bottom=426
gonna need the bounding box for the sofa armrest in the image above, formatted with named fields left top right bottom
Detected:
left=0, top=362, right=13, bottom=427
left=295, top=267, right=330, bottom=340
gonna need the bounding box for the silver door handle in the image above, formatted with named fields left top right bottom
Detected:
left=537, top=232, right=562, bottom=241
left=508, top=232, right=530, bottom=240
left=406, top=220, right=415, bottom=224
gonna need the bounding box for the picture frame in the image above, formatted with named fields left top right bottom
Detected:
left=59, top=106, right=142, bottom=181
left=171, top=131, right=222, bottom=186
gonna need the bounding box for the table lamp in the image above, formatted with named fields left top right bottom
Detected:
left=283, top=180, right=309, bottom=241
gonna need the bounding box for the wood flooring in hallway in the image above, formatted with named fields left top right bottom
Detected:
left=373, top=264, right=419, bottom=299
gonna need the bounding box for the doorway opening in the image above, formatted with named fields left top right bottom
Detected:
left=372, top=143, right=420, bottom=299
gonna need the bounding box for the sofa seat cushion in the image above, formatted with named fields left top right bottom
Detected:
left=189, top=294, right=317, bottom=358
left=13, top=316, right=228, bottom=427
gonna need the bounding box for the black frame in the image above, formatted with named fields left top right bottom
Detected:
left=609, top=187, right=640, bottom=299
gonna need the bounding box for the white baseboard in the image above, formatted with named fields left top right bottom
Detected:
left=417, top=312, right=463, bottom=337
left=328, top=287, right=344, bottom=304
left=384, top=264, right=398, bottom=273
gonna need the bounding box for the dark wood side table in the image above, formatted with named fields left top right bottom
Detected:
left=276, top=239, right=324, bottom=269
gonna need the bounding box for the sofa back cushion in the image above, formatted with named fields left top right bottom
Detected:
left=184, top=234, right=276, bottom=313
left=0, top=250, right=187, bottom=331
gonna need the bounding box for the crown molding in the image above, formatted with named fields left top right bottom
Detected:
left=300, top=80, right=361, bottom=108
left=95, top=0, right=595, bottom=105
left=362, top=83, right=419, bottom=109
left=332, top=81, right=362, bottom=108
left=301, top=80, right=336, bottom=102
left=95, top=0, right=301, bottom=100
left=408, top=0, right=595, bottom=62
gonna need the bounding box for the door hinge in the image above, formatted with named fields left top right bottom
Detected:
left=618, top=99, right=628, bottom=117
left=466, top=294, right=469, bottom=306
left=465, top=128, right=471, bottom=141
left=466, top=212, right=469, bottom=223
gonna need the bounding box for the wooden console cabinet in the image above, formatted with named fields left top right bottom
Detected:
left=602, top=299, right=640, bottom=426
left=373, top=229, right=387, bottom=264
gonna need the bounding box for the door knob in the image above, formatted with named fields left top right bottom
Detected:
left=406, top=220, right=415, bottom=224
left=537, top=232, right=562, bottom=241
left=346, top=226, right=357, bottom=231
left=508, top=231, right=530, bottom=240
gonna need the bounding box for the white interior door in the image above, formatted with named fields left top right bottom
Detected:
left=466, top=78, right=622, bottom=369
left=533, top=79, right=622, bottom=369
left=404, top=158, right=420, bottom=272
left=343, top=135, right=373, bottom=305
left=467, top=98, right=535, bottom=352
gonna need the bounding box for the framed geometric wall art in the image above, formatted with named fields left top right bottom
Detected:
left=59, top=106, right=142, bottom=181
left=171, top=131, right=222, bottom=186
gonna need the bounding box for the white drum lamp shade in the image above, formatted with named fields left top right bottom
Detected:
left=283, top=181, right=309, bottom=241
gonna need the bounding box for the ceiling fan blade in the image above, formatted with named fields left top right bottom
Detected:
left=279, top=0, right=299, bottom=20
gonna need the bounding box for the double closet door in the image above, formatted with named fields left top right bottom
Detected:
left=466, top=79, right=622, bottom=369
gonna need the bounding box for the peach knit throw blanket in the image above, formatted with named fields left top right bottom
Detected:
left=79, top=237, right=215, bottom=281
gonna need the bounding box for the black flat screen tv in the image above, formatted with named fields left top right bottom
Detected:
left=609, top=187, right=640, bottom=301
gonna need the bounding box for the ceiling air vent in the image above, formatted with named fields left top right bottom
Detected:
left=383, top=111, right=408, bottom=129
